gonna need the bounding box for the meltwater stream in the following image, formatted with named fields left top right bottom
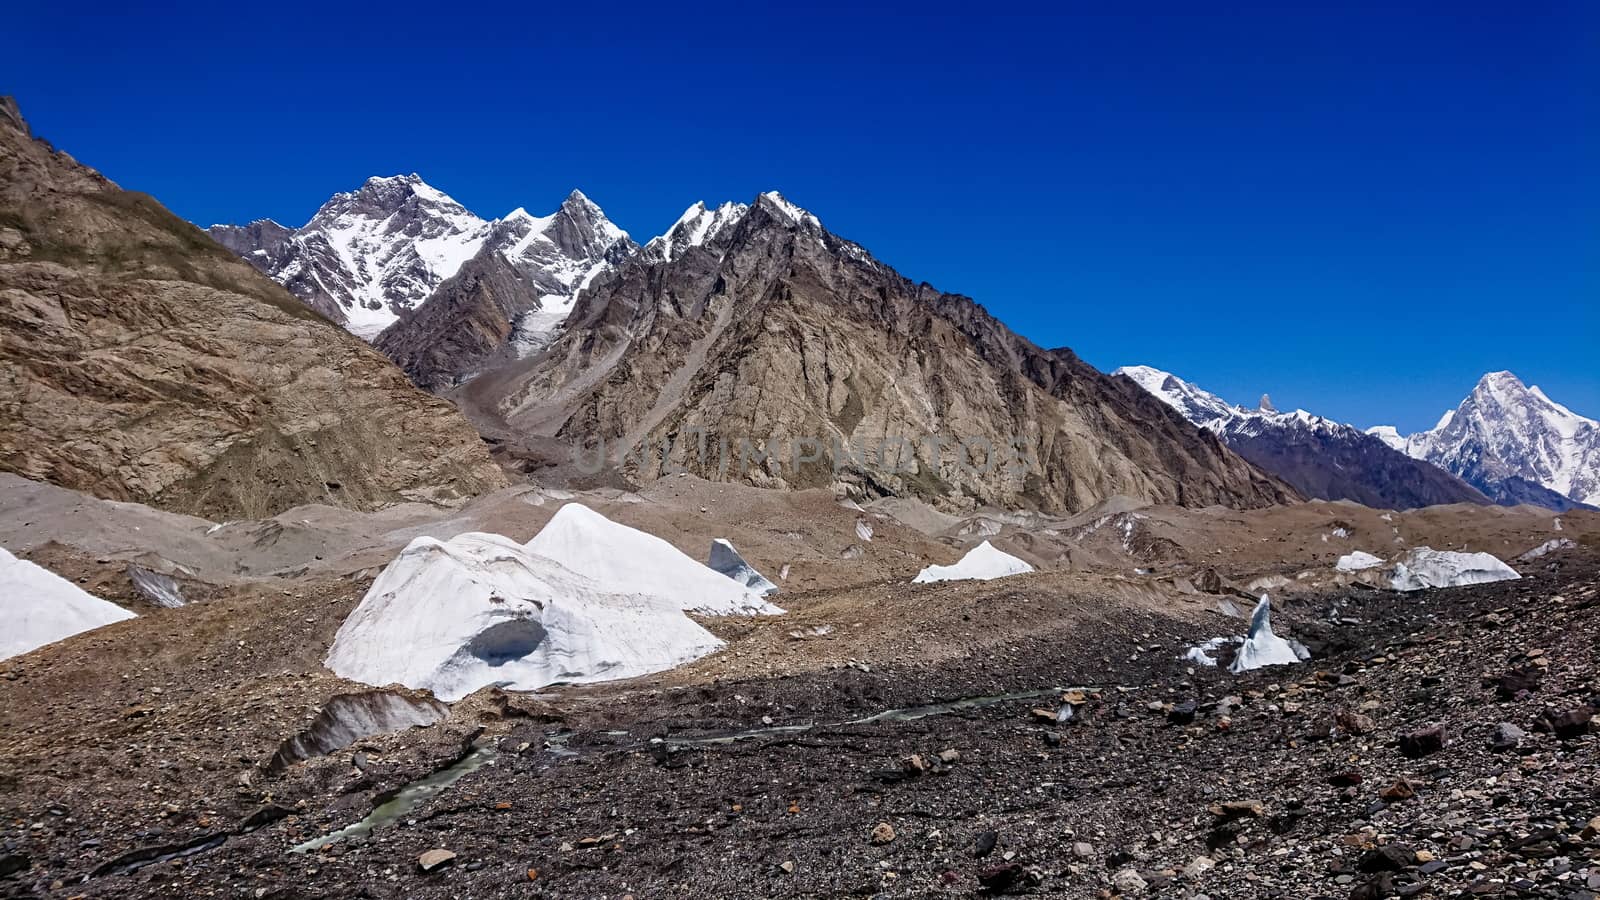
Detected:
left=289, top=746, right=497, bottom=854
left=288, top=686, right=1080, bottom=852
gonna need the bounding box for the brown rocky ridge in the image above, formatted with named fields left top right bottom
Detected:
left=453, top=192, right=1295, bottom=514
left=0, top=97, right=507, bottom=519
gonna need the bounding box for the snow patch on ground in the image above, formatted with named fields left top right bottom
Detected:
left=1387, top=548, right=1521, bottom=592
left=912, top=541, right=1035, bottom=584
left=1335, top=551, right=1385, bottom=572
left=1517, top=538, right=1576, bottom=562
left=1183, top=637, right=1232, bottom=667
left=1, top=547, right=136, bottom=661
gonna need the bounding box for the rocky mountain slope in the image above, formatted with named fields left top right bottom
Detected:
left=1370, top=371, right=1600, bottom=511
left=0, top=97, right=507, bottom=519
left=455, top=192, right=1293, bottom=513
left=1115, top=366, right=1491, bottom=510
left=208, top=181, right=631, bottom=344
left=372, top=192, right=636, bottom=391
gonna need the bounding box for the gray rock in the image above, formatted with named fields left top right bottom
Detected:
left=1490, top=721, right=1526, bottom=752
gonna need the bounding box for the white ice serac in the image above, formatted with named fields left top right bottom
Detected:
left=1229, top=596, right=1307, bottom=673
left=1386, top=548, right=1521, bottom=592
left=324, top=533, right=724, bottom=702
left=326, top=503, right=783, bottom=701
left=912, top=541, right=1035, bottom=583
left=1, top=547, right=136, bottom=661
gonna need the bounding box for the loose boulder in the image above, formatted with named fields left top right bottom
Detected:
left=264, top=690, right=449, bottom=772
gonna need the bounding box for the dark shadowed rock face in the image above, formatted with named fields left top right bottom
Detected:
left=1218, top=421, right=1490, bottom=510
left=373, top=244, right=540, bottom=392
left=456, top=192, right=1293, bottom=514
left=0, top=96, right=507, bottom=519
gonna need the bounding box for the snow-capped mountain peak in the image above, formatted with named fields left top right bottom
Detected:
left=1365, top=424, right=1405, bottom=451
left=1113, top=365, right=1240, bottom=426
left=208, top=173, right=494, bottom=339
left=208, top=180, right=632, bottom=343
left=1376, top=371, right=1599, bottom=508
left=756, top=190, right=824, bottom=230
left=643, top=200, right=750, bottom=262
left=488, top=191, right=633, bottom=298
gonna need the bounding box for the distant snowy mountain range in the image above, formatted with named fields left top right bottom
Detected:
left=207, top=177, right=1595, bottom=513
left=1368, top=371, right=1600, bottom=510
left=1113, top=366, right=1490, bottom=510
left=1117, top=365, right=1596, bottom=512
left=208, top=175, right=632, bottom=341
left=209, top=181, right=848, bottom=390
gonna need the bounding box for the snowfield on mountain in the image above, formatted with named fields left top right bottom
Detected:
left=209, top=178, right=632, bottom=344
left=1, top=547, right=135, bottom=661
left=1114, top=365, right=1489, bottom=510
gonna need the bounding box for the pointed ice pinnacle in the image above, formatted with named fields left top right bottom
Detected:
left=1258, top=393, right=1276, bottom=413
left=706, top=539, right=779, bottom=597
left=1229, top=595, right=1307, bottom=673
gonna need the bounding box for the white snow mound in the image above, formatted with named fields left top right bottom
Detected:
left=325, top=533, right=725, bottom=702
left=706, top=539, right=778, bottom=597
left=1387, top=548, right=1520, bottom=592
left=1183, top=637, right=1230, bottom=667
left=912, top=541, right=1035, bottom=584
left=1335, top=551, right=1385, bottom=572
left=1230, top=596, right=1309, bottom=673
left=1518, top=538, right=1576, bottom=562
left=528, top=504, right=782, bottom=615
left=1, top=547, right=136, bottom=661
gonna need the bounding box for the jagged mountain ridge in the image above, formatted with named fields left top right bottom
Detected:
left=1113, top=365, right=1491, bottom=510
left=373, top=192, right=638, bottom=391
left=0, top=97, right=507, bottom=518
left=1369, top=371, right=1599, bottom=510
left=454, top=192, right=1295, bottom=514
left=208, top=180, right=632, bottom=343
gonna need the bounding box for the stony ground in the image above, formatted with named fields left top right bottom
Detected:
left=4, top=550, right=1595, bottom=899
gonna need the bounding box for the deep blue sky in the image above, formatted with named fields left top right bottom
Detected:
left=6, top=1, right=1596, bottom=431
